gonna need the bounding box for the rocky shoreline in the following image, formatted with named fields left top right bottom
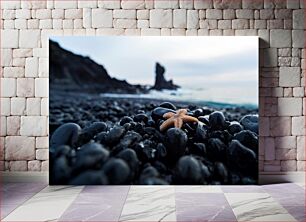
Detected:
left=50, top=92, right=258, bottom=185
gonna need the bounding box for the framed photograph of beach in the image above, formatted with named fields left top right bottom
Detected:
left=49, top=36, right=259, bottom=185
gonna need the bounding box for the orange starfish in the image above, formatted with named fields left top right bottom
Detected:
left=160, top=109, right=199, bottom=131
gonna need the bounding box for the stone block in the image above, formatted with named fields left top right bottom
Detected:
left=213, top=0, right=241, bottom=9
left=206, top=9, right=222, bottom=19
left=150, top=9, right=172, bottom=28
left=293, top=87, right=304, bottom=97
left=35, top=9, right=51, bottom=19
left=270, top=29, right=291, bottom=48
left=98, top=0, right=120, bottom=9
left=65, top=9, right=82, bottom=19
left=25, top=57, right=38, bottom=77
left=9, top=161, right=27, bottom=171
left=140, top=28, right=161, bottom=36
left=187, top=10, right=199, bottom=29
left=92, top=9, right=113, bottom=28
left=270, top=117, right=291, bottom=136
left=154, top=0, right=178, bottom=9
left=15, top=19, right=27, bottom=29
left=39, top=58, right=49, bottom=77
left=292, top=116, right=305, bottom=136
left=292, top=30, right=305, bottom=48
left=275, top=136, right=297, bottom=149
left=114, top=9, right=136, bottom=18
left=232, top=19, right=249, bottom=29
left=1, top=117, right=6, bottom=136
left=26, top=98, right=41, bottom=116
left=41, top=98, right=49, bottom=116
left=19, top=30, right=40, bottom=48
left=281, top=160, right=297, bottom=171
left=52, top=9, right=64, bottom=18
left=41, top=160, right=49, bottom=171
left=293, top=9, right=305, bottom=29
left=114, top=19, right=137, bottom=28
left=13, top=49, right=32, bottom=58
left=1, top=30, right=18, bottom=48
left=179, top=0, right=193, bottom=9
left=264, top=138, right=275, bottom=160
left=3, top=67, right=24, bottom=78
left=5, top=136, right=35, bottom=160
left=16, top=78, right=34, bottom=97
left=297, top=161, right=305, bottom=171
left=1, top=78, right=16, bottom=97
left=28, top=160, right=41, bottom=171
left=278, top=98, right=303, bottom=116
left=173, top=9, right=187, bottom=28
left=54, top=1, right=77, bottom=9
left=242, top=0, right=263, bottom=9
left=20, top=116, right=48, bottom=136
left=35, top=78, right=49, bottom=98
left=279, top=67, right=300, bottom=87
left=78, top=0, right=97, bottom=8
left=1, top=1, right=20, bottom=9
left=276, top=148, right=296, bottom=160
left=194, top=0, right=213, bottom=9
left=36, top=137, right=48, bottom=149
left=7, top=116, right=20, bottom=136
left=10, top=97, right=26, bottom=115
left=36, top=149, right=48, bottom=161
left=121, top=0, right=145, bottom=9
left=297, top=136, right=305, bottom=160
left=1, top=98, right=10, bottom=116
left=236, top=9, right=254, bottom=19
left=83, top=8, right=91, bottom=28
left=137, top=10, right=149, bottom=19
left=287, top=0, right=300, bottom=9
left=137, top=20, right=149, bottom=28
left=218, top=20, right=231, bottom=29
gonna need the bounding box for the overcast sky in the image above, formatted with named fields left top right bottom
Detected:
left=50, top=36, right=258, bottom=105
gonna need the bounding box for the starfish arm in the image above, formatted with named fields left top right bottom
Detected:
left=174, top=118, right=183, bottom=128
left=163, top=112, right=175, bottom=119
left=177, top=109, right=188, bottom=115
left=182, top=116, right=199, bottom=123
left=160, top=118, right=174, bottom=131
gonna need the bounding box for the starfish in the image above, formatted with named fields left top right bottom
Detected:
left=160, top=109, right=198, bottom=131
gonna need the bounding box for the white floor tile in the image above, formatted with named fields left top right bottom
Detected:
left=3, top=186, right=84, bottom=221
left=119, top=186, right=176, bottom=222
left=225, top=193, right=297, bottom=222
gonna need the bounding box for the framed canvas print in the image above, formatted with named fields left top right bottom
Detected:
left=49, top=36, right=259, bottom=185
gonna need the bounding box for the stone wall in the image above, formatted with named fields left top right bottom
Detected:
left=0, top=0, right=305, bottom=172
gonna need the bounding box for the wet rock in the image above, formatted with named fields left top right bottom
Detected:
left=74, top=143, right=109, bottom=172
left=120, top=116, right=134, bottom=126
left=175, top=156, right=203, bottom=184
left=209, top=111, right=229, bottom=130
left=165, top=128, right=188, bottom=160
left=51, top=156, right=71, bottom=185
left=78, top=122, right=108, bottom=144
left=214, top=162, right=228, bottom=184
left=151, top=107, right=175, bottom=121
left=117, top=148, right=139, bottom=179
left=195, top=122, right=208, bottom=142
left=133, top=113, right=149, bottom=123
left=50, top=123, right=81, bottom=148
left=156, top=143, right=167, bottom=159
left=105, top=126, right=126, bottom=145
left=228, top=121, right=243, bottom=135
left=193, top=108, right=204, bottom=117
left=198, top=115, right=210, bottom=125
left=207, top=138, right=227, bottom=161
left=227, top=140, right=257, bottom=175
left=159, top=102, right=176, bottom=110
left=69, top=170, right=108, bottom=185
left=141, top=177, right=169, bottom=185
left=240, top=115, right=258, bottom=134
left=102, top=158, right=130, bottom=185
left=189, top=143, right=207, bottom=157
left=233, top=130, right=258, bottom=153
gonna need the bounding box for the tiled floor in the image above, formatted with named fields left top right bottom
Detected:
left=1, top=183, right=304, bottom=222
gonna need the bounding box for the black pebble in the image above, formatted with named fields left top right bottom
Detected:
left=69, top=170, right=108, bottom=185
left=209, top=111, right=229, bottom=130
left=102, top=158, right=130, bottom=184
left=50, top=123, right=81, bottom=148
left=165, top=128, right=188, bottom=160
left=240, top=115, right=258, bottom=134
left=159, top=102, right=176, bottom=110
left=175, top=156, right=203, bottom=184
